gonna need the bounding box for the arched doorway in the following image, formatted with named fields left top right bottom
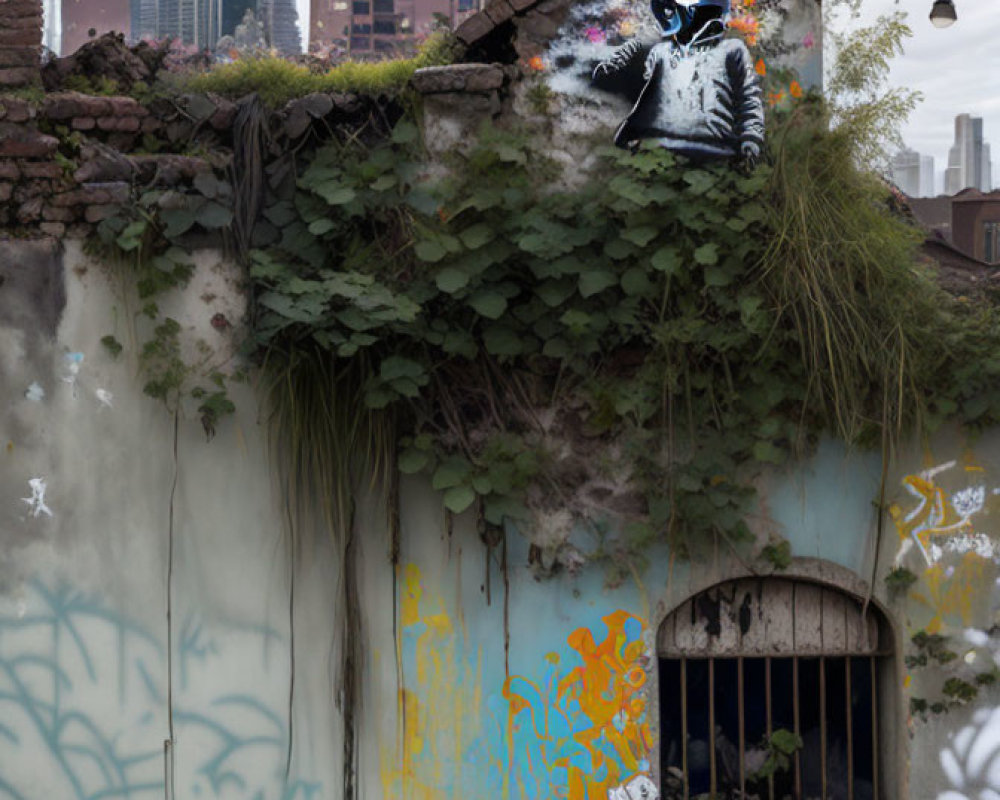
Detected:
left=656, top=577, right=893, bottom=800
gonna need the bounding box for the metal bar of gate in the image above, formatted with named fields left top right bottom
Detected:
left=794, top=657, right=802, bottom=799
left=820, top=658, right=827, bottom=800
left=738, top=656, right=746, bottom=799
left=709, top=659, right=717, bottom=798
left=681, top=658, right=689, bottom=800
left=766, top=657, right=774, bottom=800
left=846, top=657, right=854, bottom=800
left=871, top=656, right=879, bottom=800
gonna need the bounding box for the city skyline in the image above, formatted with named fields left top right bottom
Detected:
left=851, top=0, right=1000, bottom=194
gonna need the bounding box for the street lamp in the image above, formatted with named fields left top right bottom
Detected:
left=930, top=0, right=957, bottom=28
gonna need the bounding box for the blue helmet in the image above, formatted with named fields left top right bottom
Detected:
left=651, top=0, right=730, bottom=38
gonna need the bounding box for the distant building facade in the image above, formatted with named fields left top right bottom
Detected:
left=310, top=0, right=479, bottom=58
left=57, top=0, right=130, bottom=55
left=131, top=0, right=225, bottom=48
left=952, top=189, right=1000, bottom=265
left=890, top=149, right=935, bottom=198
left=945, top=114, right=992, bottom=194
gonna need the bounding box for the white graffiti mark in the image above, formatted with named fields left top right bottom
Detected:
left=953, top=486, right=987, bottom=519
left=95, top=388, right=114, bottom=409
left=608, top=774, right=658, bottom=800
left=898, top=461, right=995, bottom=566
left=61, top=351, right=84, bottom=394
left=21, top=477, right=53, bottom=518
left=24, top=382, right=45, bottom=403
left=938, top=706, right=1000, bottom=799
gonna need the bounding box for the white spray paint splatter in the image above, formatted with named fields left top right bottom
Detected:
left=21, top=477, right=53, bottom=518
left=95, top=388, right=113, bottom=409
left=61, top=352, right=84, bottom=395
left=24, top=382, right=45, bottom=403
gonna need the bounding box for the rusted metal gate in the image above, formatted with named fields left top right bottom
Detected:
left=658, top=579, right=889, bottom=800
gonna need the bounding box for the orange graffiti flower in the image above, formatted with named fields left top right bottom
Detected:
left=528, top=55, right=545, bottom=71
left=754, top=58, right=766, bottom=76
left=789, top=80, right=803, bottom=99
left=767, top=90, right=785, bottom=107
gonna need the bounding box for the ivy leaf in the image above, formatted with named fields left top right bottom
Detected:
left=308, top=218, right=336, bottom=235
left=621, top=267, right=653, bottom=296
left=579, top=270, right=618, bottom=298
left=199, top=201, right=233, bottom=230
left=442, top=330, right=478, bottom=358
left=433, top=458, right=471, bottom=490
left=704, top=265, right=732, bottom=287
left=415, top=239, right=447, bottom=263
left=435, top=267, right=469, bottom=293
left=535, top=279, right=575, bottom=307
left=161, top=208, right=197, bottom=238
left=622, top=226, right=659, bottom=247
left=316, top=184, right=357, bottom=205
left=443, top=485, right=476, bottom=514
left=483, top=494, right=528, bottom=524
left=380, top=355, right=425, bottom=382
left=391, top=120, right=418, bottom=144
left=651, top=245, right=681, bottom=274
left=459, top=223, right=495, bottom=250
left=469, top=291, right=507, bottom=319
left=694, top=243, right=719, bottom=265
left=483, top=326, right=523, bottom=356
left=116, top=220, right=146, bottom=251
left=369, top=174, right=396, bottom=192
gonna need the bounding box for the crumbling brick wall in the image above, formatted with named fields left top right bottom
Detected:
left=0, top=0, right=42, bottom=87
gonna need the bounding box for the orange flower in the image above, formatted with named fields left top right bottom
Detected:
left=789, top=80, right=803, bottom=99
left=754, top=58, right=766, bottom=76
left=767, top=90, right=785, bottom=107
left=528, top=55, right=545, bottom=71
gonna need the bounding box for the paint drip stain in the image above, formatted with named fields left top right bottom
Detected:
left=24, top=382, right=45, bottom=403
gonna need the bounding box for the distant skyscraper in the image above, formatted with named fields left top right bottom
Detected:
left=945, top=114, right=993, bottom=194
left=130, top=0, right=225, bottom=48
left=891, top=149, right=935, bottom=198
left=258, top=0, right=301, bottom=54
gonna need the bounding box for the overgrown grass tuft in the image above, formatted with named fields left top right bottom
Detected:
left=182, top=31, right=459, bottom=106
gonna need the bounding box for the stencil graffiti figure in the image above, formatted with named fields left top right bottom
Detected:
left=22, top=477, right=53, bottom=518
left=592, top=0, right=764, bottom=164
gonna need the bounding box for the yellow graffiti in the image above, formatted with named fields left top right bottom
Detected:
left=380, top=564, right=483, bottom=800
left=892, top=459, right=998, bottom=632
left=503, top=610, right=652, bottom=800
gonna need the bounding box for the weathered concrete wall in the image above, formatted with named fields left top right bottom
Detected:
left=3, top=237, right=1000, bottom=800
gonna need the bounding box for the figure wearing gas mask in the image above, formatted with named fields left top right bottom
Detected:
left=592, top=0, right=764, bottom=167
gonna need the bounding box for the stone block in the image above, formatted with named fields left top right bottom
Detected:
left=50, top=182, right=128, bottom=207
left=71, top=116, right=95, bottom=130
left=0, top=47, right=37, bottom=67
left=97, top=115, right=140, bottom=132
left=16, top=195, right=41, bottom=222
left=0, top=159, right=20, bottom=180
left=0, top=27, right=40, bottom=47
left=39, top=221, right=65, bottom=237
left=20, top=160, right=62, bottom=179
left=0, top=122, right=56, bottom=156
left=0, top=94, right=31, bottom=120
left=484, top=0, right=515, bottom=25
left=84, top=204, right=117, bottom=223
left=42, top=204, right=74, bottom=221
left=0, top=181, right=12, bottom=201
left=43, top=92, right=111, bottom=120
left=0, top=66, right=39, bottom=86
left=454, top=12, right=495, bottom=46
left=107, top=96, right=148, bottom=117
left=411, top=63, right=505, bottom=94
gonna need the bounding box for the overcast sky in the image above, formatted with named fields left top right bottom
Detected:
left=840, top=0, right=999, bottom=190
